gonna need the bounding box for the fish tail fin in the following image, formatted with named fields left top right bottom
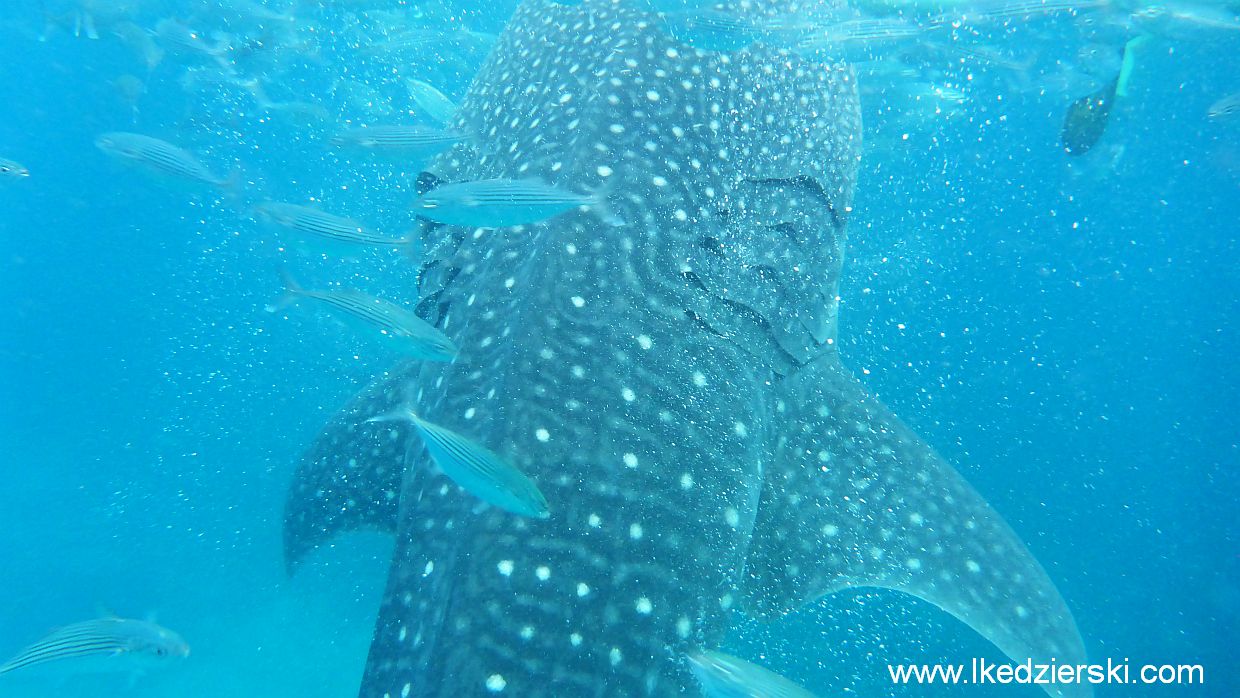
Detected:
left=249, top=201, right=272, bottom=224
left=266, top=271, right=304, bottom=312
left=146, top=47, right=166, bottom=74
left=453, top=129, right=479, bottom=151
left=216, top=168, right=248, bottom=208
left=251, top=80, right=274, bottom=111
left=209, top=39, right=235, bottom=74
left=1115, top=34, right=1149, bottom=100
left=1012, top=61, right=1036, bottom=92
left=222, top=168, right=244, bottom=191
left=209, top=31, right=234, bottom=56
left=589, top=177, right=625, bottom=227
left=396, top=229, right=424, bottom=264
left=81, top=11, right=99, bottom=40
left=38, top=1, right=53, bottom=42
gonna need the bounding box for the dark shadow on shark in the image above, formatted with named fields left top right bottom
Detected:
left=282, top=1, right=1091, bottom=696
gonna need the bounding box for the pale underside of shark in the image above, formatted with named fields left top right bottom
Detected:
left=282, top=1, right=1090, bottom=697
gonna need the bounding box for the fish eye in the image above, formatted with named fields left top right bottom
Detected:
left=156, top=648, right=166, bottom=656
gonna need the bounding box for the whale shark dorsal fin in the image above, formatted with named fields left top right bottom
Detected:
left=745, top=351, right=1090, bottom=698
left=282, top=361, right=422, bottom=573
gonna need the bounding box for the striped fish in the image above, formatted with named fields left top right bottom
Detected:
left=0, top=157, right=29, bottom=179
left=153, top=17, right=231, bottom=65
left=405, top=79, right=459, bottom=125
left=688, top=650, right=819, bottom=698
left=330, top=125, right=463, bottom=157
left=270, top=275, right=458, bottom=361
left=660, top=9, right=768, bottom=51
left=369, top=408, right=550, bottom=519
left=254, top=201, right=411, bottom=253
left=94, top=132, right=229, bottom=187
left=932, top=0, right=1112, bottom=23
left=0, top=617, right=189, bottom=676
left=413, top=177, right=623, bottom=228
left=799, top=18, right=927, bottom=49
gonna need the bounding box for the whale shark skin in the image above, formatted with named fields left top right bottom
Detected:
left=282, top=1, right=1090, bottom=696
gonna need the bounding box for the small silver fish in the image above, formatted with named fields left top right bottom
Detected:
left=73, top=9, right=98, bottom=39
left=255, top=201, right=412, bottom=254
left=270, top=275, right=458, bottom=361
left=688, top=650, right=819, bottom=698
left=264, top=101, right=331, bottom=123
left=330, top=125, right=463, bottom=157
left=112, top=21, right=165, bottom=71
left=660, top=9, right=768, bottom=51
left=1130, top=2, right=1240, bottom=33
left=254, top=86, right=330, bottom=124
left=153, top=18, right=230, bottom=61
left=413, top=178, right=622, bottom=228
left=0, top=157, right=30, bottom=179
left=362, top=27, right=457, bottom=56
left=1208, top=93, right=1240, bottom=120
left=933, top=0, right=1111, bottom=24
left=406, top=79, right=459, bottom=126
left=231, top=0, right=298, bottom=23
left=0, top=617, right=189, bottom=677
left=95, top=132, right=230, bottom=187
left=369, top=408, right=550, bottom=519
left=798, top=18, right=927, bottom=49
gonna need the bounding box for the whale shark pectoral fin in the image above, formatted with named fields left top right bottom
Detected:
left=282, top=362, right=420, bottom=574
left=745, top=351, right=1090, bottom=698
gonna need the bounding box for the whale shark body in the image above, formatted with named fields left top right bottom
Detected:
left=282, top=1, right=1090, bottom=696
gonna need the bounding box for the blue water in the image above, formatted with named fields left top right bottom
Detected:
left=0, top=1, right=1236, bottom=697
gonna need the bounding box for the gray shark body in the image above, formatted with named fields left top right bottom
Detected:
left=283, top=1, right=1090, bottom=696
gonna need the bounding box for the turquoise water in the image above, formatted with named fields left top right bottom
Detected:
left=0, top=1, right=1236, bottom=696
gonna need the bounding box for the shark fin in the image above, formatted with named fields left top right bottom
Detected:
left=282, top=362, right=421, bottom=573
left=745, top=351, right=1090, bottom=698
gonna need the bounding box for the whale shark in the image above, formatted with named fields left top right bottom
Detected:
left=282, top=1, right=1090, bottom=696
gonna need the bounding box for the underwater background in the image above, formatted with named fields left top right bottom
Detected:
left=0, top=0, right=1236, bottom=696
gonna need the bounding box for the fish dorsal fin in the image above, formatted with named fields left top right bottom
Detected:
left=94, top=604, right=121, bottom=619
left=744, top=350, right=1090, bottom=698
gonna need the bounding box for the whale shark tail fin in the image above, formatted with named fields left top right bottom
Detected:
left=745, top=351, right=1090, bottom=698
left=282, top=362, right=421, bottom=574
